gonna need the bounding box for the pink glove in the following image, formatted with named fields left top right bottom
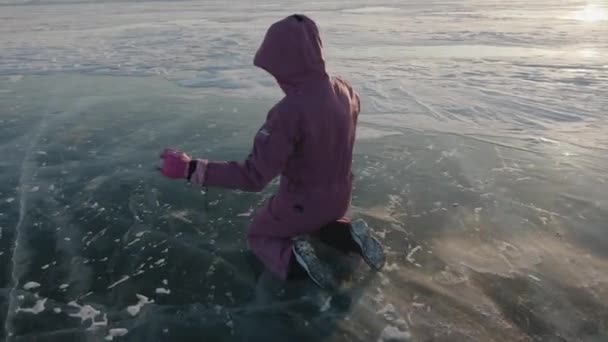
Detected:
left=159, top=148, right=191, bottom=179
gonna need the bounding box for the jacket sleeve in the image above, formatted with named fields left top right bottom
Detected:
left=335, top=76, right=360, bottom=123
left=191, top=101, right=298, bottom=192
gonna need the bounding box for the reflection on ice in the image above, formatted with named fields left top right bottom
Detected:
left=579, top=48, right=600, bottom=59
left=574, top=4, right=608, bottom=22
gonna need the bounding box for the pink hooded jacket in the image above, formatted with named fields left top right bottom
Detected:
left=192, top=14, right=360, bottom=279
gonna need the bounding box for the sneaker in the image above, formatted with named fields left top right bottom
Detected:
left=350, top=219, right=386, bottom=270
left=292, top=237, right=337, bottom=290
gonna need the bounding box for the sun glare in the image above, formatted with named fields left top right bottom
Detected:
left=574, top=4, right=608, bottom=22
left=579, top=48, right=599, bottom=58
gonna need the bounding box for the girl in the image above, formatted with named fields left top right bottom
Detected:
left=159, top=14, right=384, bottom=289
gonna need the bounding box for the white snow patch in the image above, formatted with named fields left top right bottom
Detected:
left=378, top=325, right=411, bottom=342
left=16, top=298, right=47, bottom=314
left=126, top=238, right=140, bottom=247
left=237, top=210, right=252, bottom=217
left=412, top=302, right=426, bottom=309
left=406, top=246, right=422, bottom=264
left=105, top=328, right=128, bottom=341
left=377, top=303, right=401, bottom=322
left=126, top=294, right=153, bottom=316
left=107, top=275, right=130, bottom=289
left=155, top=288, right=171, bottom=295
left=23, top=281, right=41, bottom=290
left=68, top=301, right=105, bottom=327
left=320, top=296, right=332, bottom=312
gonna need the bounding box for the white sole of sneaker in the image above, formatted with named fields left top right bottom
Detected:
left=293, top=248, right=311, bottom=275
left=350, top=221, right=385, bottom=270
left=292, top=246, right=330, bottom=289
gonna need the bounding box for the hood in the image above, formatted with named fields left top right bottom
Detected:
left=254, top=14, right=327, bottom=94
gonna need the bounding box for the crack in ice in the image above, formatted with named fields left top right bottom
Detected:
left=3, top=111, right=50, bottom=341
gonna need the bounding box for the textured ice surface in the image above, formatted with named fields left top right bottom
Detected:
left=0, top=0, right=607, bottom=341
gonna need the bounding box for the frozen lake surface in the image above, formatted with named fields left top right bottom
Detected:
left=0, top=0, right=607, bottom=341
